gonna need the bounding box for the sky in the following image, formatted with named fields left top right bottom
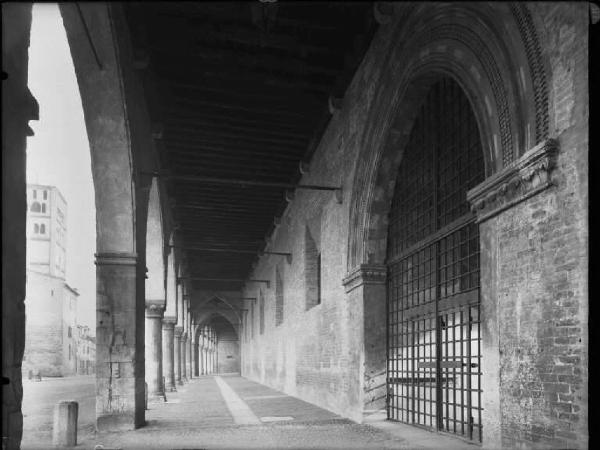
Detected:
left=26, top=3, right=96, bottom=333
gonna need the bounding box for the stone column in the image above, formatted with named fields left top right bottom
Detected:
left=193, top=342, right=199, bottom=376
left=145, top=302, right=165, bottom=402
left=181, top=332, right=188, bottom=383
left=95, top=252, right=144, bottom=431
left=199, top=346, right=204, bottom=375
left=342, top=264, right=387, bottom=416
left=187, top=335, right=193, bottom=379
left=162, top=318, right=176, bottom=392
left=174, top=326, right=183, bottom=385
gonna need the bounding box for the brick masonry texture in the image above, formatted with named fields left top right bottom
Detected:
left=493, top=3, right=588, bottom=448
left=241, top=3, right=588, bottom=449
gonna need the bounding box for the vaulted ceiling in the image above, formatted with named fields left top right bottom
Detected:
left=123, top=1, right=377, bottom=291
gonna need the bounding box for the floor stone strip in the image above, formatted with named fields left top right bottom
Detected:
left=214, top=376, right=261, bottom=425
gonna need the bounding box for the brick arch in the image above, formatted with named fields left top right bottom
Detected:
left=195, top=294, right=242, bottom=331
left=195, top=310, right=240, bottom=339
left=347, top=2, right=550, bottom=272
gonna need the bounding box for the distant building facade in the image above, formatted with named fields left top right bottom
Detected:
left=75, top=325, right=96, bottom=375
left=23, top=184, right=83, bottom=377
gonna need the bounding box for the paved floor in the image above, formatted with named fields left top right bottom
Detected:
left=21, top=374, right=479, bottom=450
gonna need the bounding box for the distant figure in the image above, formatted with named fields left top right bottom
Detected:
left=28, top=370, right=33, bottom=380
left=35, top=370, right=42, bottom=381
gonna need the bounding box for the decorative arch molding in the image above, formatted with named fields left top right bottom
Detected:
left=194, top=311, right=241, bottom=339
left=195, top=293, right=243, bottom=326
left=346, top=2, right=551, bottom=274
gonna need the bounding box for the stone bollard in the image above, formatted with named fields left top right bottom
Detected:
left=52, top=401, right=78, bottom=447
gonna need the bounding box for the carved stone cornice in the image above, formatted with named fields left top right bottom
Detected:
left=94, top=252, right=137, bottom=266
left=162, top=316, right=176, bottom=328
left=467, top=139, right=559, bottom=223
left=145, top=300, right=165, bottom=318
left=342, top=264, right=387, bottom=294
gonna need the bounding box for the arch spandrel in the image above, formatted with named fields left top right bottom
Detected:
left=346, top=2, right=551, bottom=272
left=145, top=177, right=164, bottom=304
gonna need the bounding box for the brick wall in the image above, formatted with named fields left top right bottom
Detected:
left=240, top=3, right=587, bottom=447
left=490, top=3, right=588, bottom=448
left=23, top=272, right=66, bottom=376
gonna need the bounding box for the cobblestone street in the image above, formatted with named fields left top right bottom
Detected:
left=21, top=375, right=477, bottom=450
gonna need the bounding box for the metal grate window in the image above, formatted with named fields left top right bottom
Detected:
left=386, top=77, right=484, bottom=442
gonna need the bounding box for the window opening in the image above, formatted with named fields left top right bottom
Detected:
left=260, top=291, right=265, bottom=334
left=317, top=253, right=322, bottom=305
left=275, top=267, right=284, bottom=325
left=305, top=226, right=321, bottom=310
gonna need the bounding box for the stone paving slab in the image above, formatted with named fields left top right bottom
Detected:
left=220, top=376, right=346, bottom=425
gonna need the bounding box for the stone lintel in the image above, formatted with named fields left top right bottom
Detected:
left=467, top=139, right=559, bottom=223
left=145, top=300, right=165, bottom=318
left=342, top=264, right=387, bottom=293
left=94, top=252, right=137, bottom=266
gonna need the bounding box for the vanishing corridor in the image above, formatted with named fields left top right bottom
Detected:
left=4, top=3, right=589, bottom=450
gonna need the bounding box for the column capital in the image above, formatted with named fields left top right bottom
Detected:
left=467, top=138, right=559, bottom=223
left=145, top=300, right=165, bottom=318
left=174, top=326, right=183, bottom=337
left=94, top=252, right=137, bottom=266
left=342, top=264, right=387, bottom=293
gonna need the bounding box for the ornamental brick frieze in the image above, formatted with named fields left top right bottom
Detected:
left=342, top=264, right=387, bottom=293
left=467, top=138, right=558, bottom=223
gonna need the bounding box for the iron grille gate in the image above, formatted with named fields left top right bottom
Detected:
left=386, top=78, right=484, bottom=441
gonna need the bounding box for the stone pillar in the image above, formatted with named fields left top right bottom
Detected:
left=174, top=326, right=183, bottom=385
left=342, top=264, right=387, bottom=421
left=161, top=318, right=176, bottom=392
left=95, top=253, right=144, bottom=431
left=52, top=401, right=78, bottom=447
left=145, top=302, right=165, bottom=402
left=193, top=342, right=199, bottom=377
left=181, top=332, right=188, bottom=382
left=187, top=335, right=193, bottom=379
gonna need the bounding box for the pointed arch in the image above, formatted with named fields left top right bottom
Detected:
left=346, top=2, right=552, bottom=271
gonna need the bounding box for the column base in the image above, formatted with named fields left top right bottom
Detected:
left=97, top=413, right=142, bottom=432
left=148, top=392, right=167, bottom=404
left=167, top=384, right=177, bottom=392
